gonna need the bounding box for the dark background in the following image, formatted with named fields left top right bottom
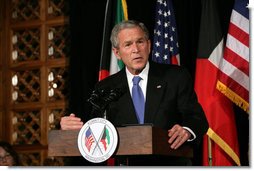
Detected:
left=67, top=0, right=249, bottom=166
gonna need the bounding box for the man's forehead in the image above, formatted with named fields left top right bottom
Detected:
left=118, top=28, right=145, bottom=40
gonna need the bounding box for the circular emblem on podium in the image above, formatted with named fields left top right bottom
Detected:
left=77, top=118, right=118, bottom=163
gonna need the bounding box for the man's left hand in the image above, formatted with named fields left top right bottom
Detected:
left=168, top=124, right=191, bottom=149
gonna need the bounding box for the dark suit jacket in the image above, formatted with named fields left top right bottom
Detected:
left=91, top=61, right=208, bottom=165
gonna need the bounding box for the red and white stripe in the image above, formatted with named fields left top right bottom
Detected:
left=217, top=9, right=249, bottom=111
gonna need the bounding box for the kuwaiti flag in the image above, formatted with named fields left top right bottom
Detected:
left=99, top=0, right=128, bottom=81
left=100, top=127, right=110, bottom=151
left=194, top=0, right=240, bottom=166
left=216, top=0, right=249, bottom=113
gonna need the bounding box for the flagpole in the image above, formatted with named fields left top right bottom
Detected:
left=99, top=0, right=112, bottom=81
left=208, top=136, right=212, bottom=166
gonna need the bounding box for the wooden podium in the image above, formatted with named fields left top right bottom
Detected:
left=48, top=125, right=193, bottom=158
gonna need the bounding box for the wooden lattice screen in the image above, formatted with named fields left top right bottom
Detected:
left=0, top=0, right=70, bottom=166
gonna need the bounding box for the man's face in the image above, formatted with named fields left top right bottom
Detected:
left=0, top=147, right=14, bottom=166
left=112, top=27, right=151, bottom=75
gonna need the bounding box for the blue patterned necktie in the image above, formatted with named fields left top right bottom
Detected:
left=132, top=76, right=145, bottom=124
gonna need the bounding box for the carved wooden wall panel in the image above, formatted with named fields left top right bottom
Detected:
left=0, top=0, right=70, bottom=166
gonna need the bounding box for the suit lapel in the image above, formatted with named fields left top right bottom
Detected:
left=144, top=63, right=167, bottom=123
left=114, top=70, right=139, bottom=124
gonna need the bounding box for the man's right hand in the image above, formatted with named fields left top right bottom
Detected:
left=60, top=113, right=84, bottom=130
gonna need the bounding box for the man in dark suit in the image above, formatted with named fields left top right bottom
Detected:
left=61, top=20, right=209, bottom=166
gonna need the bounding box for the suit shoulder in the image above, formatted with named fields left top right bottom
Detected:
left=95, top=70, right=125, bottom=88
left=150, top=62, right=193, bottom=83
left=99, top=73, right=118, bottom=83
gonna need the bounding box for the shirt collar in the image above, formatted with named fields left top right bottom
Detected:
left=126, top=62, right=149, bottom=84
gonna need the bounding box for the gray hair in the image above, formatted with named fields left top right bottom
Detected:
left=110, top=20, right=150, bottom=48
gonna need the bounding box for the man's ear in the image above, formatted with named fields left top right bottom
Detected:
left=112, top=48, right=121, bottom=60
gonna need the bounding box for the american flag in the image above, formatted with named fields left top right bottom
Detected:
left=152, top=0, right=180, bottom=65
left=85, top=127, right=95, bottom=152
left=216, top=0, right=249, bottom=112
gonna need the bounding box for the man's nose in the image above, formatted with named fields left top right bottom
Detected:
left=132, top=43, right=139, bottom=53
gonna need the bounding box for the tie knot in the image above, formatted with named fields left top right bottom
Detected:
left=132, top=76, right=142, bottom=85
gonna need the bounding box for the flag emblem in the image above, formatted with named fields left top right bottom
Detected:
left=77, top=118, right=118, bottom=163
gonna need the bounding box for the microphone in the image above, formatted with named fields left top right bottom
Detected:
left=87, top=89, right=107, bottom=111
left=103, top=88, right=125, bottom=103
left=87, top=87, right=126, bottom=118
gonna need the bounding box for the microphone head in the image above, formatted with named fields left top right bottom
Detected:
left=87, top=89, right=104, bottom=110
left=87, top=86, right=126, bottom=115
left=104, top=88, right=124, bottom=103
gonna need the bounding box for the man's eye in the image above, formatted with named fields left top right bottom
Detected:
left=137, top=40, right=145, bottom=44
